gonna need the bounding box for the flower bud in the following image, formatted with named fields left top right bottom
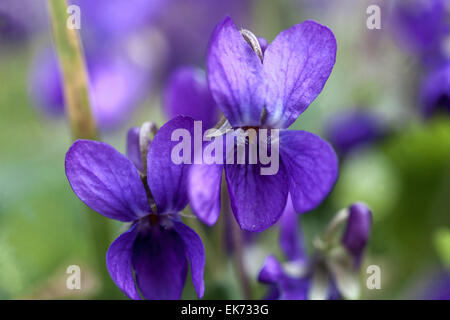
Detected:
left=341, top=202, right=372, bottom=267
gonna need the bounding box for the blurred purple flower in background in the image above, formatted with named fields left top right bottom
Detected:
left=189, top=17, right=338, bottom=232
left=164, top=67, right=219, bottom=129
left=391, top=0, right=449, bottom=63
left=27, top=0, right=253, bottom=129
left=155, top=0, right=252, bottom=72
left=325, top=109, right=386, bottom=156
left=65, top=119, right=205, bottom=300
left=28, top=0, right=160, bottom=130
left=420, top=62, right=450, bottom=117
left=0, top=0, right=47, bottom=45
left=29, top=48, right=151, bottom=130
left=418, top=272, right=450, bottom=300
left=71, top=0, right=165, bottom=39
left=258, top=201, right=372, bottom=300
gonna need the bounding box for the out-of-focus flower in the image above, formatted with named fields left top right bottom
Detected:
left=29, top=48, right=151, bottom=130
left=188, top=17, right=338, bottom=232
left=65, top=119, right=205, bottom=299
left=420, top=62, right=450, bottom=117
left=155, top=0, right=252, bottom=70
left=418, top=272, right=450, bottom=300
left=391, top=0, right=449, bottom=62
left=258, top=200, right=372, bottom=300
left=0, top=0, right=47, bottom=45
left=71, top=0, right=165, bottom=39
left=325, top=109, right=386, bottom=156
left=164, top=66, right=219, bottom=129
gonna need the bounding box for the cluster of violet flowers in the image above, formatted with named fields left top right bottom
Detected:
left=64, top=16, right=373, bottom=300
left=0, top=0, right=251, bottom=130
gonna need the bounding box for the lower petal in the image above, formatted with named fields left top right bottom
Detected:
left=225, top=162, right=288, bottom=232
left=106, top=224, right=141, bottom=300
left=173, top=221, right=206, bottom=298
left=280, top=130, right=338, bottom=214
left=132, top=225, right=188, bottom=300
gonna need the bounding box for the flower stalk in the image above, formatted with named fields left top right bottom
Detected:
left=47, top=0, right=115, bottom=297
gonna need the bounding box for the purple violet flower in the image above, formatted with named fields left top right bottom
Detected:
left=420, top=61, right=450, bottom=117
left=29, top=48, right=151, bottom=130
left=188, top=17, right=339, bottom=232
left=155, top=0, right=252, bottom=69
left=258, top=200, right=372, bottom=300
left=65, top=118, right=205, bottom=300
left=325, top=109, right=386, bottom=156
left=70, top=0, right=165, bottom=39
left=417, top=272, right=450, bottom=300
left=391, top=0, right=449, bottom=62
left=164, top=66, right=220, bottom=129
left=0, top=0, right=47, bottom=45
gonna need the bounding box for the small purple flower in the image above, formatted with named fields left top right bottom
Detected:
left=188, top=17, right=339, bottom=232
left=0, top=0, right=47, bottom=44
left=65, top=118, right=205, bottom=300
left=71, top=0, right=165, bottom=39
left=420, top=61, right=450, bottom=117
left=391, top=0, right=449, bottom=62
left=341, top=203, right=373, bottom=267
left=164, top=66, right=219, bottom=129
left=258, top=200, right=372, bottom=300
left=417, top=272, right=450, bottom=300
left=156, top=0, right=252, bottom=69
left=29, top=48, right=151, bottom=130
left=325, top=109, right=386, bottom=156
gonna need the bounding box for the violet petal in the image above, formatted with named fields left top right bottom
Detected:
left=106, top=224, right=141, bottom=300
left=65, top=140, right=151, bottom=222
left=132, top=225, right=188, bottom=300
left=207, top=16, right=265, bottom=127
left=173, top=221, right=206, bottom=298
left=263, top=20, right=336, bottom=128
left=280, top=130, right=338, bottom=214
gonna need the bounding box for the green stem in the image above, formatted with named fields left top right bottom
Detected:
left=47, top=0, right=117, bottom=298
left=222, top=185, right=252, bottom=300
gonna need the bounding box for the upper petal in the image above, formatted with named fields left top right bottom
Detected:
left=280, top=130, right=338, bottom=214
left=132, top=224, right=188, bottom=300
left=225, top=162, right=289, bottom=232
left=106, top=224, right=141, bottom=300
left=263, top=20, right=336, bottom=128
left=165, top=66, right=219, bottom=129
left=173, top=221, right=206, bottom=298
left=189, top=162, right=223, bottom=226
left=207, top=16, right=265, bottom=127
left=147, top=116, right=194, bottom=213
left=126, top=126, right=143, bottom=172
left=279, top=194, right=307, bottom=262
left=65, top=140, right=150, bottom=221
